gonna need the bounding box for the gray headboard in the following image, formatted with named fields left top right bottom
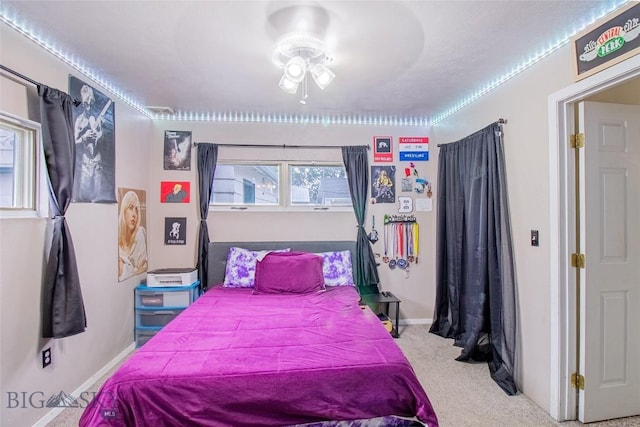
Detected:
left=208, top=241, right=356, bottom=287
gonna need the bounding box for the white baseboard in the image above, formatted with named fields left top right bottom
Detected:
left=399, top=318, right=432, bottom=326
left=33, top=342, right=135, bottom=427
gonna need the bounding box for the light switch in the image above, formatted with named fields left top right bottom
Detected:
left=531, top=230, right=539, bottom=247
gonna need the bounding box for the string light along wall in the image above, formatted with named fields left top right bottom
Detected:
left=0, top=1, right=630, bottom=126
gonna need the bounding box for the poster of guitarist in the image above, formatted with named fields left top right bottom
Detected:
left=69, top=76, right=116, bottom=203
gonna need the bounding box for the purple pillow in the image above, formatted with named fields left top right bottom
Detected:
left=254, top=251, right=324, bottom=294
left=223, top=247, right=290, bottom=288
left=317, top=250, right=355, bottom=286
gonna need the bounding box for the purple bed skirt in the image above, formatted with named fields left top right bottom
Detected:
left=80, top=286, right=438, bottom=426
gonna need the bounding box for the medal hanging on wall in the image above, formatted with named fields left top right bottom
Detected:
left=412, top=222, right=419, bottom=264
left=383, top=219, right=389, bottom=263
left=383, top=218, right=419, bottom=272
left=407, top=222, right=414, bottom=263
left=388, top=222, right=397, bottom=269
left=397, top=222, right=408, bottom=270
left=383, top=215, right=419, bottom=272
left=368, top=215, right=379, bottom=243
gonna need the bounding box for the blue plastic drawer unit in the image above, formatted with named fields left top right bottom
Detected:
left=135, top=281, right=200, bottom=308
left=134, top=281, right=200, bottom=347
left=135, top=328, right=160, bottom=348
left=136, top=308, right=185, bottom=327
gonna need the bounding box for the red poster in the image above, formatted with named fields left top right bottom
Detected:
left=161, top=181, right=190, bottom=203
left=373, top=136, right=393, bottom=162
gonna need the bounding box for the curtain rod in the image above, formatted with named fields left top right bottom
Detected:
left=0, top=64, right=40, bottom=86
left=436, top=118, right=507, bottom=147
left=1, top=64, right=81, bottom=105
left=194, top=142, right=369, bottom=150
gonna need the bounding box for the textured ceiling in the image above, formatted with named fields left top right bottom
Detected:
left=0, top=0, right=628, bottom=124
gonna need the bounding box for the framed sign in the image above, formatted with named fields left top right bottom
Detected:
left=398, top=196, right=413, bottom=213
left=164, top=130, right=192, bottom=170
left=165, top=217, right=186, bottom=245
left=572, top=2, right=640, bottom=81
left=398, top=137, right=429, bottom=161
left=373, top=136, right=393, bottom=162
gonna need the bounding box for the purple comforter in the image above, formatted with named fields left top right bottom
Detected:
left=80, top=286, right=438, bottom=426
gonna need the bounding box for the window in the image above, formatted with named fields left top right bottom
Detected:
left=211, top=163, right=280, bottom=206
left=0, top=112, right=47, bottom=217
left=289, top=164, right=351, bottom=207
left=210, top=162, right=352, bottom=210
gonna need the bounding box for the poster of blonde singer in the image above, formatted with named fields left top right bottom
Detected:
left=117, top=188, right=148, bottom=281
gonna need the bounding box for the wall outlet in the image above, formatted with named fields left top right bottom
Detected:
left=42, top=347, right=52, bottom=368
left=531, top=230, right=539, bottom=247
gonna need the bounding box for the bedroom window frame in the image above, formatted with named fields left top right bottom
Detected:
left=210, top=161, right=281, bottom=209
left=0, top=111, right=48, bottom=219
left=287, top=163, right=352, bottom=209
left=210, top=161, right=352, bottom=212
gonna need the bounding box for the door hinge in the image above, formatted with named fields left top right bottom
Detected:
left=570, top=133, right=585, bottom=148
left=571, top=253, right=585, bottom=268
left=571, top=372, right=585, bottom=390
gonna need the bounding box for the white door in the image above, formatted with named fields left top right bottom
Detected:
left=579, top=101, right=640, bottom=422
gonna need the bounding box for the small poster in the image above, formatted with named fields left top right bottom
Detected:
left=373, top=136, right=393, bottom=162
left=399, top=137, right=429, bottom=161
left=416, top=198, right=433, bottom=212
left=401, top=178, right=413, bottom=192
left=371, top=165, right=396, bottom=204
left=164, top=130, right=192, bottom=170
left=161, top=181, right=190, bottom=203
left=165, top=217, right=186, bottom=245
left=398, top=196, right=413, bottom=213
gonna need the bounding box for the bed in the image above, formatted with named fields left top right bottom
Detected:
left=80, top=241, right=438, bottom=426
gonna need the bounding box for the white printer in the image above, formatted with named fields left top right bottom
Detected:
left=146, top=268, right=198, bottom=287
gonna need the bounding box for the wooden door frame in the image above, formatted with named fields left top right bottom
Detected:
left=548, top=54, right=640, bottom=421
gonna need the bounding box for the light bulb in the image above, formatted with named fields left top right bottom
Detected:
left=283, top=56, right=307, bottom=83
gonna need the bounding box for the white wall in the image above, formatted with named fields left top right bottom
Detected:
left=0, top=23, right=152, bottom=426
left=148, top=121, right=439, bottom=321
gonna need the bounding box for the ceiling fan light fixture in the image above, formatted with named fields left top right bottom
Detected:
left=273, top=32, right=334, bottom=99
left=310, top=63, right=335, bottom=90
left=279, top=74, right=299, bottom=94
left=284, top=56, right=307, bottom=83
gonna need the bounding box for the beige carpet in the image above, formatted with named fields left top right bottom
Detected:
left=395, top=325, right=640, bottom=427
left=47, top=325, right=640, bottom=426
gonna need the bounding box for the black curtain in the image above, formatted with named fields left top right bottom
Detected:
left=196, top=143, right=218, bottom=292
left=342, top=146, right=379, bottom=295
left=39, top=85, right=87, bottom=338
left=429, top=122, right=517, bottom=395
